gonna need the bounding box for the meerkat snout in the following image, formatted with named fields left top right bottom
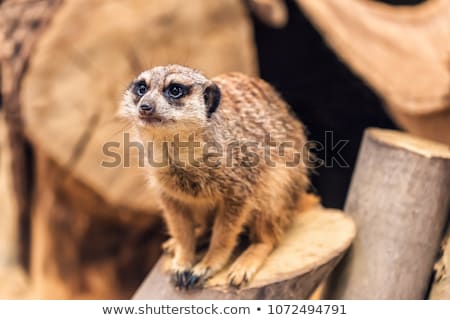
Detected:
left=139, top=103, right=155, bottom=114
left=139, top=103, right=154, bottom=112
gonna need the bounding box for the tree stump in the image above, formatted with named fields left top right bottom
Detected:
left=325, top=128, right=450, bottom=299
left=133, top=207, right=356, bottom=299
left=1, top=0, right=257, bottom=298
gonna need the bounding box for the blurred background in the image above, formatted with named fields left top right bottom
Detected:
left=0, top=0, right=449, bottom=299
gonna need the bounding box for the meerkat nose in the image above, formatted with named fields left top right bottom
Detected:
left=139, top=103, right=155, bottom=114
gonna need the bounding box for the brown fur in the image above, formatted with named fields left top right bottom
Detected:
left=120, top=65, right=310, bottom=288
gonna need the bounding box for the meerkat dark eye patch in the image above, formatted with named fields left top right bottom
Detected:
left=133, top=80, right=148, bottom=97
left=165, top=83, right=189, bottom=100
left=204, top=83, right=221, bottom=118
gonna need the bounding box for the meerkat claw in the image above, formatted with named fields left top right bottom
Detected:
left=228, top=271, right=249, bottom=289
left=190, top=265, right=213, bottom=288
left=185, top=274, right=200, bottom=289
left=172, top=270, right=193, bottom=289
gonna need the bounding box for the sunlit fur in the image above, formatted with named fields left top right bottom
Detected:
left=120, top=65, right=310, bottom=289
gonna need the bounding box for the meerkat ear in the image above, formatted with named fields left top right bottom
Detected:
left=204, top=82, right=221, bottom=118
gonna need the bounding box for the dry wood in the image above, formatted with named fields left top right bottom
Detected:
left=296, top=0, right=450, bottom=144
left=30, top=149, right=165, bottom=299
left=429, top=224, right=450, bottom=299
left=325, top=128, right=450, bottom=299
left=1, top=0, right=257, bottom=299
left=21, top=0, right=257, bottom=213
left=0, top=0, right=63, bottom=269
left=133, top=207, right=356, bottom=299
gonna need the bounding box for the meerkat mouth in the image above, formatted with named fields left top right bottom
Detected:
left=139, top=115, right=164, bottom=126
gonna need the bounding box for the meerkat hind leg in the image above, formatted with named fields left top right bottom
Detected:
left=227, top=209, right=282, bottom=288
left=189, top=200, right=249, bottom=288
left=227, top=241, right=275, bottom=288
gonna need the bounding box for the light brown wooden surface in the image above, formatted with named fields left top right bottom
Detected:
left=296, top=0, right=450, bottom=144
left=21, top=0, right=257, bottom=213
left=325, top=128, right=450, bottom=299
left=134, top=207, right=356, bottom=299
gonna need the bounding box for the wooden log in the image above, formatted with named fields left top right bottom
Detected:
left=295, top=0, right=450, bottom=145
left=133, top=207, right=356, bottom=299
left=429, top=224, right=450, bottom=299
left=1, top=0, right=257, bottom=298
left=21, top=0, right=257, bottom=213
left=325, top=128, right=450, bottom=299
left=0, top=0, right=62, bottom=270
left=30, top=149, right=165, bottom=299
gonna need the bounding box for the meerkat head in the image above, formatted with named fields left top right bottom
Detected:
left=120, top=65, right=221, bottom=138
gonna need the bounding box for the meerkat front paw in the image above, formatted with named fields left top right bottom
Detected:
left=226, top=262, right=256, bottom=289
left=189, top=258, right=227, bottom=288
left=169, top=252, right=196, bottom=289
left=170, top=262, right=195, bottom=289
left=171, top=269, right=197, bottom=289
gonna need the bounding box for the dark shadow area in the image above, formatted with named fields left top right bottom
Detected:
left=249, top=0, right=401, bottom=208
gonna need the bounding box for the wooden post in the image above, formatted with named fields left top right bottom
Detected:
left=133, top=207, right=356, bottom=299
left=325, top=128, right=450, bottom=299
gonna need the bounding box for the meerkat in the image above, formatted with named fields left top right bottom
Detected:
left=120, top=64, right=310, bottom=289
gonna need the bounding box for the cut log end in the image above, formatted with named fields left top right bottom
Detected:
left=133, top=207, right=356, bottom=300
left=367, top=128, right=450, bottom=159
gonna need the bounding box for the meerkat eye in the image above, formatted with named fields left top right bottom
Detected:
left=166, top=83, right=187, bottom=99
left=134, top=81, right=148, bottom=97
